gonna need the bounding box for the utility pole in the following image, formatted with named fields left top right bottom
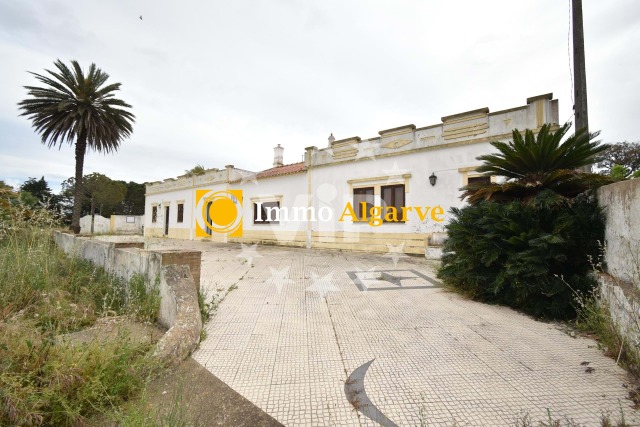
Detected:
left=572, top=0, right=591, bottom=172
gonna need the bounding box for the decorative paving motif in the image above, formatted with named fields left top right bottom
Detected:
left=144, top=239, right=640, bottom=427
left=345, top=359, right=399, bottom=427
left=347, top=268, right=441, bottom=291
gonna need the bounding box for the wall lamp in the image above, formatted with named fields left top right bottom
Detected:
left=429, top=172, right=438, bottom=186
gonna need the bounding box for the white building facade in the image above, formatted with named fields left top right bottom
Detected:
left=144, top=94, right=559, bottom=255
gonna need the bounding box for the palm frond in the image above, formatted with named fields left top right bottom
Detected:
left=463, top=123, right=611, bottom=204
left=18, top=59, right=135, bottom=152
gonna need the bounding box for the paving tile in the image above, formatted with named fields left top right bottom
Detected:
left=149, top=240, right=640, bottom=426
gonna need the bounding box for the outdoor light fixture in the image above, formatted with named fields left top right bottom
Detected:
left=429, top=173, right=437, bottom=186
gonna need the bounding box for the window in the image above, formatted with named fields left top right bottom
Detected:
left=151, top=206, right=158, bottom=223
left=177, top=203, right=184, bottom=223
left=381, top=184, right=405, bottom=222
left=467, top=175, right=491, bottom=186
left=254, top=201, right=280, bottom=224
left=353, top=187, right=374, bottom=220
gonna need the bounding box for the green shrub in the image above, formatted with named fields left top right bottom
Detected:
left=437, top=192, right=605, bottom=319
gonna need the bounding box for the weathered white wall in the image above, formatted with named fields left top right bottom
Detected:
left=596, top=179, right=640, bottom=350
left=52, top=232, right=202, bottom=366
left=145, top=187, right=198, bottom=239
left=112, top=215, right=144, bottom=234
left=79, top=215, right=110, bottom=234
left=53, top=231, right=162, bottom=286
left=597, top=179, right=640, bottom=285
left=143, top=93, right=560, bottom=254
left=79, top=215, right=144, bottom=235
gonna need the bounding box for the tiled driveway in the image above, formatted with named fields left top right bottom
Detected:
left=148, top=240, right=639, bottom=426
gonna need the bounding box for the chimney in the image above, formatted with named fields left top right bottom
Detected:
left=273, top=144, right=284, bottom=167
left=328, top=133, right=335, bottom=147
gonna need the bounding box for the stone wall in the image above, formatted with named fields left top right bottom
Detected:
left=111, top=215, right=144, bottom=235
left=597, top=179, right=640, bottom=285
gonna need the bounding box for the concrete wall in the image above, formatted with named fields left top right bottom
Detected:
left=153, top=264, right=203, bottom=366
left=79, top=215, right=144, bottom=235
left=52, top=231, right=203, bottom=365
left=597, top=179, right=640, bottom=285
left=79, top=215, right=110, bottom=234
left=53, top=231, right=163, bottom=286
left=596, top=179, right=640, bottom=350
left=111, top=215, right=144, bottom=235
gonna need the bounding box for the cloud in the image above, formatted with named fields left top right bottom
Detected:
left=1, top=0, right=639, bottom=193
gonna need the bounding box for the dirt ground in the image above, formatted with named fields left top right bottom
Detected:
left=73, top=317, right=282, bottom=427
left=143, top=357, right=283, bottom=427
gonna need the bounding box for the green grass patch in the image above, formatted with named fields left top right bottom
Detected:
left=0, top=208, right=161, bottom=425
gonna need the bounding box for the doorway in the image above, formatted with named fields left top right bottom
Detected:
left=164, top=206, right=170, bottom=236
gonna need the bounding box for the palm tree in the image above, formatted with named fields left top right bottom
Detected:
left=18, top=60, right=135, bottom=233
left=462, top=123, right=612, bottom=205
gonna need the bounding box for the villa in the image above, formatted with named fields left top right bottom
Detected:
left=144, top=93, right=559, bottom=255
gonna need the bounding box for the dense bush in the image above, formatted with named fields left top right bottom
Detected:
left=437, top=192, right=605, bottom=319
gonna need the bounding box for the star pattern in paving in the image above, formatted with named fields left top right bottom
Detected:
left=382, top=242, right=408, bottom=267
left=375, top=271, right=416, bottom=287
left=236, top=243, right=262, bottom=265
left=351, top=265, right=380, bottom=291
left=266, top=266, right=293, bottom=293
left=305, top=272, right=340, bottom=298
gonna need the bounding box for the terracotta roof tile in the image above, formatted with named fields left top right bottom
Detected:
left=256, top=162, right=305, bottom=179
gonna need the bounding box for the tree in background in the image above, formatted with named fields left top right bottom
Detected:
left=0, top=181, right=19, bottom=224
left=117, top=181, right=145, bottom=215
left=60, top=174, right=144, bottom=218
left=83, top=173, right=127, bottom=218
left=0, top=181, right=13, bottom=193
left=596, top=141, right=640, bottom=178
left=19, top=177, right=52, bottom=205
left=18, top=60, right=135, bottom=234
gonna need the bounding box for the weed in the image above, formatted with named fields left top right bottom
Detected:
left=108, top=384, right=199, bottom=426
left=0, top=202, right=163, bottom=425
left=568, top=240, right=640, bottom=397
left=511, top=409, right=629, bottom=427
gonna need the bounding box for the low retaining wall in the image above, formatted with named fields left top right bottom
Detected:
left=597, top=179, right=640, bottom=284
left=154, top=265, right=203, bottom=366
left=596, top=179, right=640, bottom=347
left=53, top=231, right=163, bottom=286
left=598, top=273, right=640, bottom=347
left=52, top=231, right=202, bottom=366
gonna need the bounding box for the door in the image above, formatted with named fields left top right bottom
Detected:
left=164, top=206, right=170, bottom=236
left=205, top=201, right=213, bottom=235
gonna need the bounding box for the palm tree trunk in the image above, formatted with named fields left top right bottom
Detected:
left=71, top=132, right=87, bottom=234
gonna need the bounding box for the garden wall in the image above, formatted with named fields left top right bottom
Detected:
left=52, top=231, right=202, bottom=365
left=597, top=179, right=640, bottom=344
left=597, top=179, right=640, bottom=285
left=79, top=214, right=144, bottom=235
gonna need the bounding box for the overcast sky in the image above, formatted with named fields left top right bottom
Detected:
left=1, top=0, right=639, bottom=192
